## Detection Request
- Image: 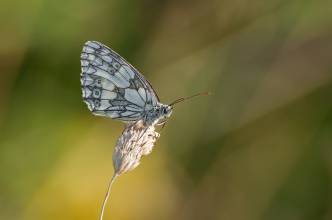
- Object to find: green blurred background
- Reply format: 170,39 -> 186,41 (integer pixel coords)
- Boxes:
1,0 -> 332,219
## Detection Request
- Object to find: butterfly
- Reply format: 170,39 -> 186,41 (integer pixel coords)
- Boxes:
80,41 -> 173,126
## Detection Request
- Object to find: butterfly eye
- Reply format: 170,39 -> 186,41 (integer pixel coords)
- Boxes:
163,108 -> 168,114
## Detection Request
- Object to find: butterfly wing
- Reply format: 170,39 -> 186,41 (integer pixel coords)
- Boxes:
80,41 -> 159,122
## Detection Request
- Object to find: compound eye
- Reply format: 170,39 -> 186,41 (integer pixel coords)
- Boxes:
163,108 -> 168,114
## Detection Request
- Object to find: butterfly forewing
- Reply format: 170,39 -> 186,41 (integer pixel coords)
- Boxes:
80,41 -> 159,122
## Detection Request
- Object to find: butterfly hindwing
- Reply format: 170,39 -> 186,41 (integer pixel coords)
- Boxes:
80,41 -> 159,122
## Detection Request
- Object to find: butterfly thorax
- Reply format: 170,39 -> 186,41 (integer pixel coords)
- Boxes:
143,103 -> 172,126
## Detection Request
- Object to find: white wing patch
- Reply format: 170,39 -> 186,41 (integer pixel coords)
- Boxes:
101,90 -> 117,99
138,87 -> 146,102
113,72 -> 130,88
124,88 -> 145,107
93,69 -> 113,83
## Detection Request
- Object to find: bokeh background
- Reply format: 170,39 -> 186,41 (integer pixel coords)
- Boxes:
1,0 -> 332,219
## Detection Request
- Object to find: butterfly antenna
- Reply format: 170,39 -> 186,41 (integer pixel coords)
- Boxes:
169,91 -> 212,106
100,173 -> 118,220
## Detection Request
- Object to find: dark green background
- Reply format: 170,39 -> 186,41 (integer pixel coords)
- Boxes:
1,0 -> 332,219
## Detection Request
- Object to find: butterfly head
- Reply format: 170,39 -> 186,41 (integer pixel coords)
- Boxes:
154,103 -> 172,120
147,103 -> 172,126
159,104 -> 173,119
